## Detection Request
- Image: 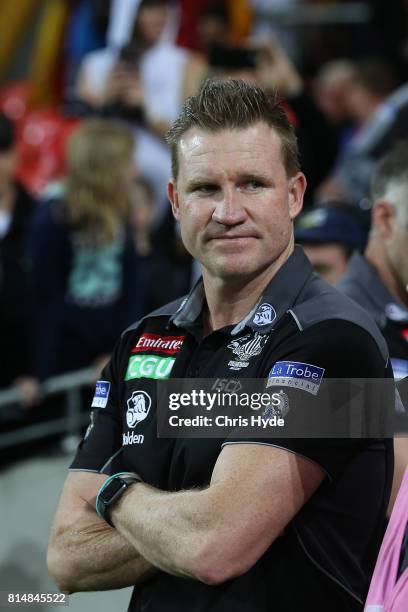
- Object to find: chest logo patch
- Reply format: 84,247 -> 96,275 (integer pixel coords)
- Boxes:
267,361 -> 325,395
385,303 -> 408,323
391,358 -> 408,381
126,390 -> 152,428
131,333 -> 185,355
91,380 -> 110,408
125,355 -> 175,380
227,332 -> 269,371
262,390 -> 290,421
252,303 -> 277,326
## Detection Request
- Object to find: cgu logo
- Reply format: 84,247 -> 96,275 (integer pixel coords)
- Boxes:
125,354 -> 175,381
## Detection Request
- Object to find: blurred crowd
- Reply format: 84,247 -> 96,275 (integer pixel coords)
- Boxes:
1,0 -> 408,445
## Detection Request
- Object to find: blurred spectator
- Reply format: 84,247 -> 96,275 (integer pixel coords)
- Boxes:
249,0 -> 300,62
295,202 -> 368,284
337,141 -> 408,380
314,60 -> 358,129
345,59 -> 398,127
0,113 -> 38,389
76,0 -> 207,224
177,0 -> 251,50
129,176 -> 193,310
64,0 -> 109,91
208,38 -> 338,202
336,142 -> 408,510
318,60 -> 405,205
16,119 -> 147,407
77,0 -> 207,134
195,4 -> 232,56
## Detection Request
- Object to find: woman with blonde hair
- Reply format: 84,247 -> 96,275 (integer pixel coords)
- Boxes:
18,119 -> 147,406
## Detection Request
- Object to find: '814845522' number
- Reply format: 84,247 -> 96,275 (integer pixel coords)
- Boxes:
6,593 -> 68,605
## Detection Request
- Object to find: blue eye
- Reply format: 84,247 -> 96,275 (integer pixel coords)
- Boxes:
246,181 -> 262,190
197,185 -> 217,194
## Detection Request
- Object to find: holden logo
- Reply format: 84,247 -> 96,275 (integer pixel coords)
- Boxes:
126,390 -> 152,428
253,303 -> 276,326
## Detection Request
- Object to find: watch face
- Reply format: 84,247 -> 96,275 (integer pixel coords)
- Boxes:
101,478 -> 126,504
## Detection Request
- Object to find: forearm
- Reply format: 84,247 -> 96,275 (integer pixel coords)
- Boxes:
48,505 -> 157,592
111,483 -> 213,581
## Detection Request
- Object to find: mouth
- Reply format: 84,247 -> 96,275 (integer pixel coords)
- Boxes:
208,235 -> 258,242
208,236 -> 258,249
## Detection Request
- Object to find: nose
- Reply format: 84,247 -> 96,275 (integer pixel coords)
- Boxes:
212,186 -> 247,226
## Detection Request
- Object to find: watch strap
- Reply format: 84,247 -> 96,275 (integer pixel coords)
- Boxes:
96,472 -> 142,526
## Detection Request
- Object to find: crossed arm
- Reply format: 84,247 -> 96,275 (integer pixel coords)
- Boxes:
47,444 -> 324,592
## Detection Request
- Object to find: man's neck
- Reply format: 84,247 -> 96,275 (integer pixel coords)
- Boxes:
202,245 -> 293,333
365,244 -> 408,308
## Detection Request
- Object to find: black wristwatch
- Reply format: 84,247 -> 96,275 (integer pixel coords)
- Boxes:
96,473 -> 141,527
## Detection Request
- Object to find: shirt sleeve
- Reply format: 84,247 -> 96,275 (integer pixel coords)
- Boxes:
69,339 -> 124,474
223,320 -> 393,480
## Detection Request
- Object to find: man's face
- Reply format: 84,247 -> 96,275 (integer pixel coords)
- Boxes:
386,217 -> 408,297
301,243 -> 349,284
168,123 -> 306,282
137,5 -> 167,45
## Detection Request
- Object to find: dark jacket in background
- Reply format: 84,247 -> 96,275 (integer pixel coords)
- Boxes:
27,199 -> 148,381
0,182 -> 38,387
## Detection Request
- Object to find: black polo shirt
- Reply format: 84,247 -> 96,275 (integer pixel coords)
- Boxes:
337,252 -> 408,431
71,248 -> 393,611
337,252 -> 408,382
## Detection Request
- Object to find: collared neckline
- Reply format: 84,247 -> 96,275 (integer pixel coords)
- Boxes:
347,252 -> 408,323
236,246 -> 314,334
170,247 -> 314,335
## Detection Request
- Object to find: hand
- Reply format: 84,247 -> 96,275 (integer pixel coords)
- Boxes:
101,64 -> 131,104
254,40 -> 303,97
121,75 -> 145,109
14,376 -> 43,409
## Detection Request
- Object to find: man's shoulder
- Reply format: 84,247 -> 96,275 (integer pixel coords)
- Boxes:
292,275 -> 388,362
336,264 -> 371,303
121,296 -> 188,339
336,256 -> 384,323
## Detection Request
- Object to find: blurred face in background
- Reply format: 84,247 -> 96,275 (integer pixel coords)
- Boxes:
386,208 -> 408,299
196,14 -> 230,53
301,243 -> 349,284
314,62 -> 357,125
137,3 -> 167,46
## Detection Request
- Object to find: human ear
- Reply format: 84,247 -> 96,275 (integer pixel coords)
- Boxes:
372,201 -> 395,238
167,179 -> 180,221
288,172 -> 307,220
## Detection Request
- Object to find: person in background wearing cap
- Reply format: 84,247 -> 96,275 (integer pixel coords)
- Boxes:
295,201 -> 368,284
336,142 -> 408,511
0,113 -> 38,391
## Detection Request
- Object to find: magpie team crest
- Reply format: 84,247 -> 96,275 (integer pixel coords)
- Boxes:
227,332 -> 269,371
126,390 -> 152,428
252,303 -> 276,326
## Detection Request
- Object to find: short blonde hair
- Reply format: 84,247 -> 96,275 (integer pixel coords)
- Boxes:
66,119 -> 134,243
166,79 -> 300,179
